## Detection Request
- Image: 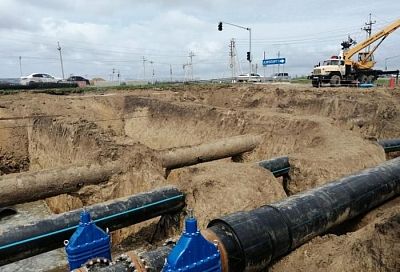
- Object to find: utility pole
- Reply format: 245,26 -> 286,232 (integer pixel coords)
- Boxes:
170,64 -> 173,82
229,39 -> 237,82
149,61 -> 155,84
362,13 -> 376,52
249,27 -> 252,79
233,41 -> 242,75
142,56 -> 147,82
263,51 -> 266,81
19,56 -> 22,76
57,41 -> 65,79
112,68 -> 115,81
189,51 -> 195,81
277,51 -> 280,74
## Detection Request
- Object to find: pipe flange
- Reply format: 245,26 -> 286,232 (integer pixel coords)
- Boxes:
113,254 -> 136,271
84,258 -> 111,271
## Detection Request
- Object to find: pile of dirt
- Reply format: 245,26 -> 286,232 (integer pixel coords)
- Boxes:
166,161 -> 287,228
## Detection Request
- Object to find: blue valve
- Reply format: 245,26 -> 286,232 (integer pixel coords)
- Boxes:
65,210 -> 111,270
163,210 -> 221,271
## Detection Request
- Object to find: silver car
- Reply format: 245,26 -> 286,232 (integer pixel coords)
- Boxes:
20,73 -> 62,86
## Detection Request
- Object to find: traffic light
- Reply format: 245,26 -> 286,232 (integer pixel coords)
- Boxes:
218,22 -> 223,31
247,51 -> 251,61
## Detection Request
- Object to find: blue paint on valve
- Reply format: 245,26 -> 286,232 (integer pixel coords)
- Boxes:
163,210 -> 221,272
65,210 -> 111,270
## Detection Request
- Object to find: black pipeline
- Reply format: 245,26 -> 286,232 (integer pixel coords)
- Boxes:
0,186 -> 185,266
378,138 -> 400,153
257,156 -> 290,177
207,157 -> 400,271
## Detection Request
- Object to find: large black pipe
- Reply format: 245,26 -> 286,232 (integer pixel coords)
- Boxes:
207,157 -> 400,271
378,138 -> 400,153
0,186 -> 185,266
257,156 -> 290,177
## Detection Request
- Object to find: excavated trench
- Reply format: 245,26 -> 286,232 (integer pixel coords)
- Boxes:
0,85 -> 399,272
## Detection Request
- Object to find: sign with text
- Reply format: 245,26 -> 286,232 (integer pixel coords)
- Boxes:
262,58 -> 286,66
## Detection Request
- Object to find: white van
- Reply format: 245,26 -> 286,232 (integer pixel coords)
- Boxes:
272,73 -> 291,81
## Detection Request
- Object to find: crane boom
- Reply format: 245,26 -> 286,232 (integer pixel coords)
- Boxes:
344,19 -> 400,68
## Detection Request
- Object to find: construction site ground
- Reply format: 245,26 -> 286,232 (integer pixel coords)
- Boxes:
0,83 -> 399,271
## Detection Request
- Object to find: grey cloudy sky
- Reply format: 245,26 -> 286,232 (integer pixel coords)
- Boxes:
0,0 -> 399,80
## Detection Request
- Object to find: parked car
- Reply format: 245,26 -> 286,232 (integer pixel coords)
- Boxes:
66,76 -> 90,85
237,73 -> 262,82
20,73 -> 62,86
272,72 -> 291,81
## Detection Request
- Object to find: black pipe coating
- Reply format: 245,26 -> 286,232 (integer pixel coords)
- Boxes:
0,186 -> 185,266
257,156 -> 290,177
138,245 -> 173,271
208,157 -> 400,271
377,139 -> 400,153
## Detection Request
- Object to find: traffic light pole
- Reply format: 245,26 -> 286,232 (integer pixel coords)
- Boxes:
218,21 -> 252,82
249,28 -> 252,81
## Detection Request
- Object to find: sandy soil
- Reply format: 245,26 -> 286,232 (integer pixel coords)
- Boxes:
0,83 -> 399,271
167,161 -> 287,228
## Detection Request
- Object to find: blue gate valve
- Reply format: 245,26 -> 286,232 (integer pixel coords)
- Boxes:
163,209 -> 221,271
65,210 -> 111,270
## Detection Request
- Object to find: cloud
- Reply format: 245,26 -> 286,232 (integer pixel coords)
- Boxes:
0,1 -> 398,78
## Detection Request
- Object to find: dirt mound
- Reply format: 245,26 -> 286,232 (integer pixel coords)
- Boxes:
166,161 -> 287,228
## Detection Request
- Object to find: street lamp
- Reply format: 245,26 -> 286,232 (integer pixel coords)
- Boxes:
218,21 -> 252,82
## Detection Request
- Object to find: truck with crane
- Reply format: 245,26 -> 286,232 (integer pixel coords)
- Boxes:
311,18 -> 400,87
